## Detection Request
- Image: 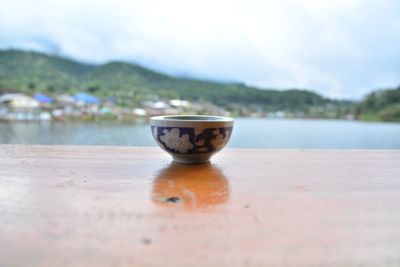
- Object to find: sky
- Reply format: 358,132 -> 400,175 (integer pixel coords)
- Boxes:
0,0 -> 399,99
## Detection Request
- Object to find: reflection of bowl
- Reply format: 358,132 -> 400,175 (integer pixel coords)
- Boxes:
152,162 -> 229,210
150,115 -> 234,164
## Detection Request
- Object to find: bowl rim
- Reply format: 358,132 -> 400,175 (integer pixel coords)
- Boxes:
150,115 -> 234,123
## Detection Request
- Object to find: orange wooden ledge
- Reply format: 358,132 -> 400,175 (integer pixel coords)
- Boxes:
0,145 -> 399,267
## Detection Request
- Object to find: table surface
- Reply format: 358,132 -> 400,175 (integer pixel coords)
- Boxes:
1,145 -> 400,267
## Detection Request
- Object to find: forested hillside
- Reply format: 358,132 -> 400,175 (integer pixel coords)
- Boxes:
356,87 -> 400,122
0,49 -> 351,117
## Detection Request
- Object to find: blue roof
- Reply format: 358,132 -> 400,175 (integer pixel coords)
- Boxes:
34,93 -> 53,103
74,93 -> 100,104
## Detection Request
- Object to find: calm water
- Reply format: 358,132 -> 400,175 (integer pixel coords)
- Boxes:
1,118 -> 400,149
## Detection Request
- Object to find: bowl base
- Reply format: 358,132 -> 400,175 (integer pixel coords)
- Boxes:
172,153 -> 213,164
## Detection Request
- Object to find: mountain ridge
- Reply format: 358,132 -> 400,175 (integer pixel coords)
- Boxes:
0,49 -> 353,117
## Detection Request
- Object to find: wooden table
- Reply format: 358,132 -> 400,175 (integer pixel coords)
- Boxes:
1,145 -> 400,267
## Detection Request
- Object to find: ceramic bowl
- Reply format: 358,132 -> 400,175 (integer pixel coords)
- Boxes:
150,115 -> 234,164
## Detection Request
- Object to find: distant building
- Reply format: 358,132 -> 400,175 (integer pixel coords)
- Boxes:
34,93 -> 53,109
142,100 -> 178,116
74,93 -> 100,106
133,108 -> 147,116
0,93 -> 39,109
56,94 -> 76,106
0,93 -> 42,121
169,99 -> 191,108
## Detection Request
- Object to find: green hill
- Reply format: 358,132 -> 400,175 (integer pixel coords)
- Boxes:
356,87 -> 400,122
0,49 -> 351,116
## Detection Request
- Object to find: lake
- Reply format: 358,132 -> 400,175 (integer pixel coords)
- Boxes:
1,118 -> 400,149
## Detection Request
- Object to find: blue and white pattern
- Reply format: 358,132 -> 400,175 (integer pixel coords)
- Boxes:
152,126 -> 233,154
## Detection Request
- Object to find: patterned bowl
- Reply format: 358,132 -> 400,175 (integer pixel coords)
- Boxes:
150,115 -> 234,164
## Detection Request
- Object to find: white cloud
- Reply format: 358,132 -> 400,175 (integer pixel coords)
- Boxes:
0,0 -> 399,99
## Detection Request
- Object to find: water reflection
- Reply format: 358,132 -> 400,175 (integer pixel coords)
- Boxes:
152,162 -> 229,210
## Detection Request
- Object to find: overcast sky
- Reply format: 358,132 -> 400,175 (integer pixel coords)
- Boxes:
0,0 -> 399,99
